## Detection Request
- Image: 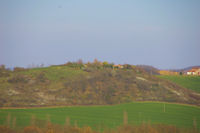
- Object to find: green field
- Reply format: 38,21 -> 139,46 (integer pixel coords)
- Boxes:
158,75 -> 200,93
18,65 -> 87,81
0,102 -> 199,129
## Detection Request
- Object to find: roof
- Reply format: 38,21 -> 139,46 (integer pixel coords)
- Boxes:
187,68 -> 200,72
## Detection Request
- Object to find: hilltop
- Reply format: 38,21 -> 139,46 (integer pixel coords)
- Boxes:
0,61 -> 200,107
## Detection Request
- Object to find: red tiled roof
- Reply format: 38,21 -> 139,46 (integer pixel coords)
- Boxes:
188,68 -> 200,72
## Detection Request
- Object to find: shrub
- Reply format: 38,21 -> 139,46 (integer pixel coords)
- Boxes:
7,74 -> 28,83
23,126 -> 42,133
13,67 -> 26,72
0,125 -> 13,133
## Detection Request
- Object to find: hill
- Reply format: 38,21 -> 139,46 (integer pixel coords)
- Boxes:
136,65 -> 160,75
158,75 -> 200,93
0,102 -> 200,129
0,62 -> 200,107
169,66 -> 200,73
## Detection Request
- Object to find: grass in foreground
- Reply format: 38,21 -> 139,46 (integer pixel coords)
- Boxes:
158,75 -> 200,93
0,102 -> 199,130
0,123 -> 199,133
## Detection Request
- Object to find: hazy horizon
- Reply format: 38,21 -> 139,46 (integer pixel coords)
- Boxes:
1,0 -> 200,69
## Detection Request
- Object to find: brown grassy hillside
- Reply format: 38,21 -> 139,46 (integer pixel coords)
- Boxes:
0,61 -> 200,107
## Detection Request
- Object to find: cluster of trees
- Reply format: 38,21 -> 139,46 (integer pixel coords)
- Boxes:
64,59 -> 134,70
0,65 -> 28,77
0,65 -> 11,77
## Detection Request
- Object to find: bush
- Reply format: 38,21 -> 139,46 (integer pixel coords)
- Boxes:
36,72 -> 47,83
13,67 -> 26,72
0,65 -> 10,77
0,125 -> 14,133
7,74 -> 28,83
136,80 -> 150,90
23,126 -> 42,133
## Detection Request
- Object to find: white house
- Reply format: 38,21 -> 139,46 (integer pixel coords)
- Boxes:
187,68 -> 200,75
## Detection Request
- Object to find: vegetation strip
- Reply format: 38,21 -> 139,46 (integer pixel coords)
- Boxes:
0,102 -> 200,130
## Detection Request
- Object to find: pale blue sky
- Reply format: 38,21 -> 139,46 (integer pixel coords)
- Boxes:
0,0 -> 200,69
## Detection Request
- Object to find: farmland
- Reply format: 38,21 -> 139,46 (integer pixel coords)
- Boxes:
0,102 -> 200,130
158,75 -> 200,93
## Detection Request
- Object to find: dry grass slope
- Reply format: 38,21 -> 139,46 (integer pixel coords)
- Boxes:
1,63 -> 200,107
0,123 -> 199,133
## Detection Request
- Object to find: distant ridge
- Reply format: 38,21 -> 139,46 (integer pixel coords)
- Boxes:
136,65 -> 160,75
169,66 -> 200,72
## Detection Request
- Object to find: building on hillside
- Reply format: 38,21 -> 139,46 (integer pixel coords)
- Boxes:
186,68 -> 200,75
113,64 -> 124,69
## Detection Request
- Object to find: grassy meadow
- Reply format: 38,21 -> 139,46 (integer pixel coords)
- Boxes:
158,75 -> 200,93
16,65 -> 87,81
0,102 -> 200,130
